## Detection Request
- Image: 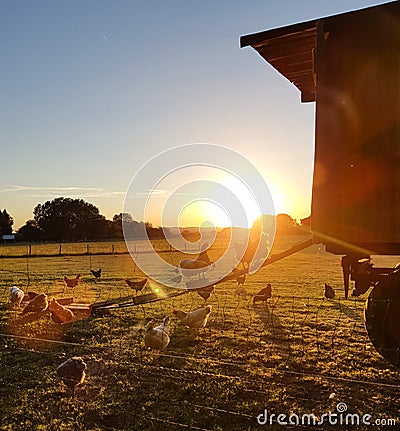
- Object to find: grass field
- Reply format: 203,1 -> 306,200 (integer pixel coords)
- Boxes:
1,236 -> 399,430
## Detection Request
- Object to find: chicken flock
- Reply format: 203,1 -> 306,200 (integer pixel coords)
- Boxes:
5,240 -> 339,398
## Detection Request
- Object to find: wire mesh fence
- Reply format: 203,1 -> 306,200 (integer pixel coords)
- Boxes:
1,247 -> 400,430
0,239 -> 212,258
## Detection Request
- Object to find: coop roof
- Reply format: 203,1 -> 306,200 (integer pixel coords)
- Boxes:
240,1 -> 400,103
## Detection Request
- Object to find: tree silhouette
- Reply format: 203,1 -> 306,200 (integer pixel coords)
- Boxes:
0,209 -> 13,236
16,220 -> 44,242
33,197 -> 107,241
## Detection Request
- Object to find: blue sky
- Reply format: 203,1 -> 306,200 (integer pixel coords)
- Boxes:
1,0 -> 391,229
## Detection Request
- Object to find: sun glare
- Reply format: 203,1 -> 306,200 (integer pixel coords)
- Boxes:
143,162 -> 308,229
179,200 -> 230,228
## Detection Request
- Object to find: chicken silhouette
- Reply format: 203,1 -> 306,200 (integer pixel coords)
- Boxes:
125,278 -> 147,293
178,243 -> 212,279
324,283 -> 335,299
232,268 -> 246,285
196,285 -> 214,301
90,268 -> 102,281
57,357 -> 87,397
252,284 -> 272,305
234,238 -> 257,269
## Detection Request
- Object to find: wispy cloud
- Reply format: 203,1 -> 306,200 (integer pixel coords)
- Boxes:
126,189 -> 197,198
0,185 -> 125,199
1,185 -> 192,200
132,189 -> 168,197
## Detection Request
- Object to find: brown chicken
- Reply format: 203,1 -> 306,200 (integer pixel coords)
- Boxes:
252,284 -> 272,305
22,293 -> 48,314
64,275 -> 81,289
25,291 -> 39,301
196,285 -> 214,301
125,278 -> 147,293
172,305 -> 212,328
49,298 -> 74,324
232,268 -> 247,285
57,357 -> 87,397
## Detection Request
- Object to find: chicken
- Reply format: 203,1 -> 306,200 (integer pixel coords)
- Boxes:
22,293 -> 48,314
178,243 -> 212,279
90,268 -> 102,281
196,285 -> 214,301
64,275 -> 81,289
144,316 -> 171,351
25,291 -> 39,301
232,268 -> 246,285
170,274 -> 183,284
234,238 -> 257,269
236,274 -> 246,285
324,283 -> 335,299
57,356 -> 87,397
236,286 -> 247,299
235,234 -> 269,271
9,286 -> 24,308
125,278 -> 147,293
49,298 -> 74,324
252,284 -> 272,305
172,305 -> 212,328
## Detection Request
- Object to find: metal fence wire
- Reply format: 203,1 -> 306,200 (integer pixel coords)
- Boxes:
1,251 -> 400,430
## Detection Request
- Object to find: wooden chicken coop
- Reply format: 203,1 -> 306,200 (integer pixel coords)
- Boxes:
241,1 -> 400,367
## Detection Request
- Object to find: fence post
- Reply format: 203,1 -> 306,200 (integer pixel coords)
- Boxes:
59,244 -> 62,255
26,255 -> 30,286
28,244 -> 32,256
87,244 -> 90,255
112,244 -> 115,254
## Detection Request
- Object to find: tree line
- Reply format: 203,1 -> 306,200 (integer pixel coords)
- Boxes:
1,197 -> 310,243
1,197 -> 166,242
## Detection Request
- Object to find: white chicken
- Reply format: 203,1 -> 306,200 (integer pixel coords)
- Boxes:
144,316 -> 171,351
172,305 -> 212,329
9,286 -> 24,308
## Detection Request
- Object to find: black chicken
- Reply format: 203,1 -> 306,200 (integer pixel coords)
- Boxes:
324,283 -> 335,299
57,356 -> 87,397
90,268 -> 102,281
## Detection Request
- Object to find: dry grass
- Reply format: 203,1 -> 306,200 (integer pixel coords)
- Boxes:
0,236 -> 399,430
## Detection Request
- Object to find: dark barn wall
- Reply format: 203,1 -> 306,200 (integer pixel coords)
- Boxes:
312,6 -> 400,254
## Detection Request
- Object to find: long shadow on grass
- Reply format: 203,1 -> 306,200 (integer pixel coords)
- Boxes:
251,301 -> 289,343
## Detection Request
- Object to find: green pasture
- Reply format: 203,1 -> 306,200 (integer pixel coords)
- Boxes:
0,237 -> 399,430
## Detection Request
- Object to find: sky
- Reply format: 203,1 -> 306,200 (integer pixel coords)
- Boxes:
1,0 -> 392,230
